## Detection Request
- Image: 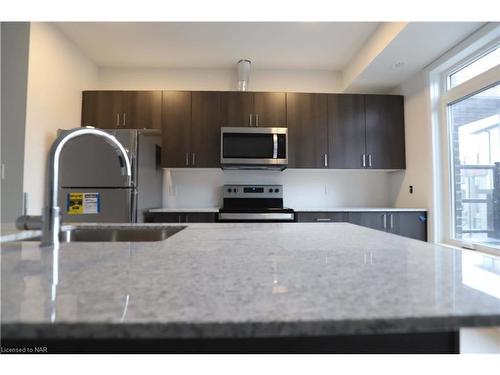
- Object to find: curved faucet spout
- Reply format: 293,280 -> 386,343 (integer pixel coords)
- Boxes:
41,127 -> 132,247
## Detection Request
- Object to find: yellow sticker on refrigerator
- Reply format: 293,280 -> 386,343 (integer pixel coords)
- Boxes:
67,192 -> 100,214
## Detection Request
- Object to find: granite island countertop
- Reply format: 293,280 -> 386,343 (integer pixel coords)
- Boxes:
1,223 -> 499,340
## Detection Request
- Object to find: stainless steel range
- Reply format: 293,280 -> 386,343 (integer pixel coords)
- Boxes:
218,184 -> 295,222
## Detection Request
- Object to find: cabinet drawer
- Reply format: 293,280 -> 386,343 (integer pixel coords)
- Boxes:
296,212 -> 347,223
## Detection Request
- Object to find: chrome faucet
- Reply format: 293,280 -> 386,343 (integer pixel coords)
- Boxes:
17,127 -> 132,247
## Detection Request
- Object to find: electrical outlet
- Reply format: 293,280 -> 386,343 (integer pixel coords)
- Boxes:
409,185 -> 414,194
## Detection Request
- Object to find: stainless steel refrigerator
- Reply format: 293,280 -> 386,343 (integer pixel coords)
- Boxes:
57,129 -> 162,223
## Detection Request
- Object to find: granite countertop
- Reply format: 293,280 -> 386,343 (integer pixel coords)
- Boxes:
148,208 -> 427,213
1,223 -> 499,340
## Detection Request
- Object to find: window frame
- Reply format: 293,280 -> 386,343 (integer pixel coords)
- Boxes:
439,41 -> 500,254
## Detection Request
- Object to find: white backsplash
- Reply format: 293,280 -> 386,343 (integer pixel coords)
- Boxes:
162,168 -> 399,209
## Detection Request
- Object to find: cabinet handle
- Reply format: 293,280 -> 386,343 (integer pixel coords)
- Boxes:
368,154 -> 372,167
324,154 -> 328,167
116,113 -> 120,127
382,214 -> 387,230
122,112 -> 126,127
185,152 -> 189,166
192,152 -> 196,166
255,114 -> 259,127
249,113 -> 253,127
362,154 -> 366,167
316,218 -> 332,222
390,214 -> 394,230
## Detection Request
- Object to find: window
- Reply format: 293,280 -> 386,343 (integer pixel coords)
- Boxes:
448,45 -> 500,89
444,44 -> 500,251
448,84 -> 500,248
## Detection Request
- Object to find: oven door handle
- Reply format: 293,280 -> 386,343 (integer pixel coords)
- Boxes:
272,134 -> 278,159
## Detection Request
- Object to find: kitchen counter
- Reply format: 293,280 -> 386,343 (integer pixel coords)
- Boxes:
2,222 -> 499,348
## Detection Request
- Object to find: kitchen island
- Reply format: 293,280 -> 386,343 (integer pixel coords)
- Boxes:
2,223 -> 499,353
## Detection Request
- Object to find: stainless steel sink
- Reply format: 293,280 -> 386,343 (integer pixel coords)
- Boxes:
25,227 -> 186,243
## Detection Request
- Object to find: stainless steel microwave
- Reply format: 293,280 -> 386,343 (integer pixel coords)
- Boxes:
220,127 -> 288,170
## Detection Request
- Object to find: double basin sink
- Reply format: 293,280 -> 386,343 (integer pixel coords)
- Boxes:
25,226 -> 186,243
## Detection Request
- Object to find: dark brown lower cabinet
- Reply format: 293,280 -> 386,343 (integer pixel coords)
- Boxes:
295,212 -> 347,223
145,212 -> 217,223
347,211 -> 427,241
387,212 -> 428,241
297,211 -> 427,241
347,212 -> 387,231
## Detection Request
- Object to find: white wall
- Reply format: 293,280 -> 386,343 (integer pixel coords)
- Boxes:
163,168 -> 398,209
98,67 -> 342,93
389,72 -> 434,239
23,23 -> 99,214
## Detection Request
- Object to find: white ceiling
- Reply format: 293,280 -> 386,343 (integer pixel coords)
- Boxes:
55,22 -> 486,92
55,22 -> 379,70
345,22 -> 485,92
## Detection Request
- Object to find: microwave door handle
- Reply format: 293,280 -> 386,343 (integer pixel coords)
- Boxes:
273,134 -> 278,159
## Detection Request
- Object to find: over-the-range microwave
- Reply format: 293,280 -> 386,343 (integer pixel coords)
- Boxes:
220,127 -> 288,170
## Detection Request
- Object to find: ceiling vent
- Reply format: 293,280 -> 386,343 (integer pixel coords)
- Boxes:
237,59 -> 251,91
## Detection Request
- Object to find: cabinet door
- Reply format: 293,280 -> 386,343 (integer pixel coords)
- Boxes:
388,212 -> 427,241
365,95 -> 406,169
128,91 -> 162,129
328,94 -> 366,169
220,92 -> 254,126
161,91 -> 192,168
347,212 -> 387,232
144,212 -> 183,223
184,213 -> 217,223
286,93 -> 328,168
296,212 -> 347,223
82,91 -> 130,129
191,91 -> 221,168
253,92 -> 287,126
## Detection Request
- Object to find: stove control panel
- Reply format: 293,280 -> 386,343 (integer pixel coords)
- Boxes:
223,185 -> 283,199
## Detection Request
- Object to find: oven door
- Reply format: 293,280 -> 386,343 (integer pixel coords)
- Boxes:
220,127 -> 287,169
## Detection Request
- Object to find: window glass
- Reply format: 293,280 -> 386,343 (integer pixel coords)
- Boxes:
449,83 -> 500,249
449,45 -> 499,89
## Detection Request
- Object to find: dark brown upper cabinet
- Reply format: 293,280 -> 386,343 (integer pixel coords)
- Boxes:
220,91 -> 286,127
253,92 -> 286,126
128,91 -> 162,129
365,95 -> 406,169
327,94 -> 405,170
81,90 -> 161,129
220,92 -> 253,126
161,91 -> 221,168
287,93 -> 328,168
191,91 -> 221,168
161,91 -> 191,168
82,91 -> 130,129
328,94 -> 366,169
